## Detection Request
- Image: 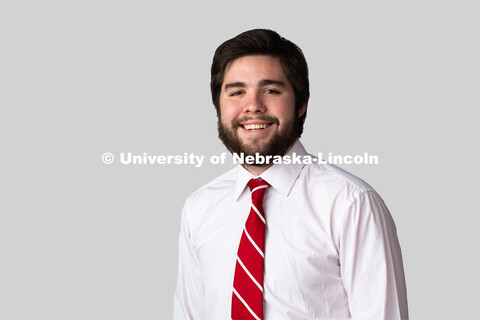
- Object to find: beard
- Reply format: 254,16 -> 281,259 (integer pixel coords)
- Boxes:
218,114 -> 300,167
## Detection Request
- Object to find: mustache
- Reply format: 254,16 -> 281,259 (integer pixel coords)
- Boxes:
232,115 -> 279,127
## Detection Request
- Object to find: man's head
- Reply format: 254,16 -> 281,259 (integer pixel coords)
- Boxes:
211,29 -> 310,162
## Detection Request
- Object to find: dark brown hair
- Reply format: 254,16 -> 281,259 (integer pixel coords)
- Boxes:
210,29 -> 310,137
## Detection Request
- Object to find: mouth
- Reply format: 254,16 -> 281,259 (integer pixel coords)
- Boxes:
241,122 -> 272,131
239,120 -> 273,132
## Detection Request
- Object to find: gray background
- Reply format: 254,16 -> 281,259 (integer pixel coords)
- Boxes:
1,0 -> 479,319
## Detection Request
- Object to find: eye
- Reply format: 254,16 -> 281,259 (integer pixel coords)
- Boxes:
264,89 -> 280,94
230,91 -> 244,97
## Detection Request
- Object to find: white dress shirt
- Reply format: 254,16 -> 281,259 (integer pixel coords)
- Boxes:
173,140 -> 408,319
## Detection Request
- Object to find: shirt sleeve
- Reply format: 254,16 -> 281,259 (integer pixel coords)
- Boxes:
173,199 -> 205,319
339,190 -> 408,319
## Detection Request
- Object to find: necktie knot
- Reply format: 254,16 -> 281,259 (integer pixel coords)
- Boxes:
247,179 -> 269,204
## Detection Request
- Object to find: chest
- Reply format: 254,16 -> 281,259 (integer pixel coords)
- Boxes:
195,190 -> 343,297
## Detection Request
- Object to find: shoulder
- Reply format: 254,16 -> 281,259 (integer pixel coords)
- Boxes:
305,162 -> 375,192
301,163 -> 393,241
187,166 -> 237,203
183,166 -> 237,220
299,162 -> 381,210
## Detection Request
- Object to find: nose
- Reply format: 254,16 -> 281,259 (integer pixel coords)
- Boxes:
243,92 -> 266,114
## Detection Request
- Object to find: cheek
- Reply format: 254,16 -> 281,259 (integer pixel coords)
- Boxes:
219,101 -> 241,122
272,102 -> 297,123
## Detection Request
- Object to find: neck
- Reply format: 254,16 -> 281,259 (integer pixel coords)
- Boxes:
243,163 -> 273,176
241,142 -> 297,176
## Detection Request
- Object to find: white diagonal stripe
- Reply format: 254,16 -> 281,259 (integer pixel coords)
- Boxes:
251,184 -> 268,194
237,256 -> 263,292
233,287 -> 261,320
251,204 -> 265,224
244,228 -> 264,258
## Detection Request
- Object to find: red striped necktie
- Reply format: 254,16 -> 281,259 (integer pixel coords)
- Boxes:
232,178 -> 270,320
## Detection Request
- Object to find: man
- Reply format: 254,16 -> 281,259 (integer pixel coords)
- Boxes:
173,29 -> 408,319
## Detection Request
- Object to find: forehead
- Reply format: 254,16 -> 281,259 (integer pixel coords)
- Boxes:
223,55 -> 288,84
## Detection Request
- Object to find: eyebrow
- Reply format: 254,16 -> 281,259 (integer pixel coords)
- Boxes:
259,79 -> 286,87
223,79 -> 286,90
224,82 -> 246,90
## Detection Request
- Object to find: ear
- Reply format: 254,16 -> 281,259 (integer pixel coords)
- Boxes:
297,104 -> 307,118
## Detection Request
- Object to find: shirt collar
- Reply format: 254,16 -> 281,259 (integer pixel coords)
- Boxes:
233,139 -> 307,200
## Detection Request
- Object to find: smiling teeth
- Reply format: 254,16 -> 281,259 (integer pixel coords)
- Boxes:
244,124 -> 269,131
